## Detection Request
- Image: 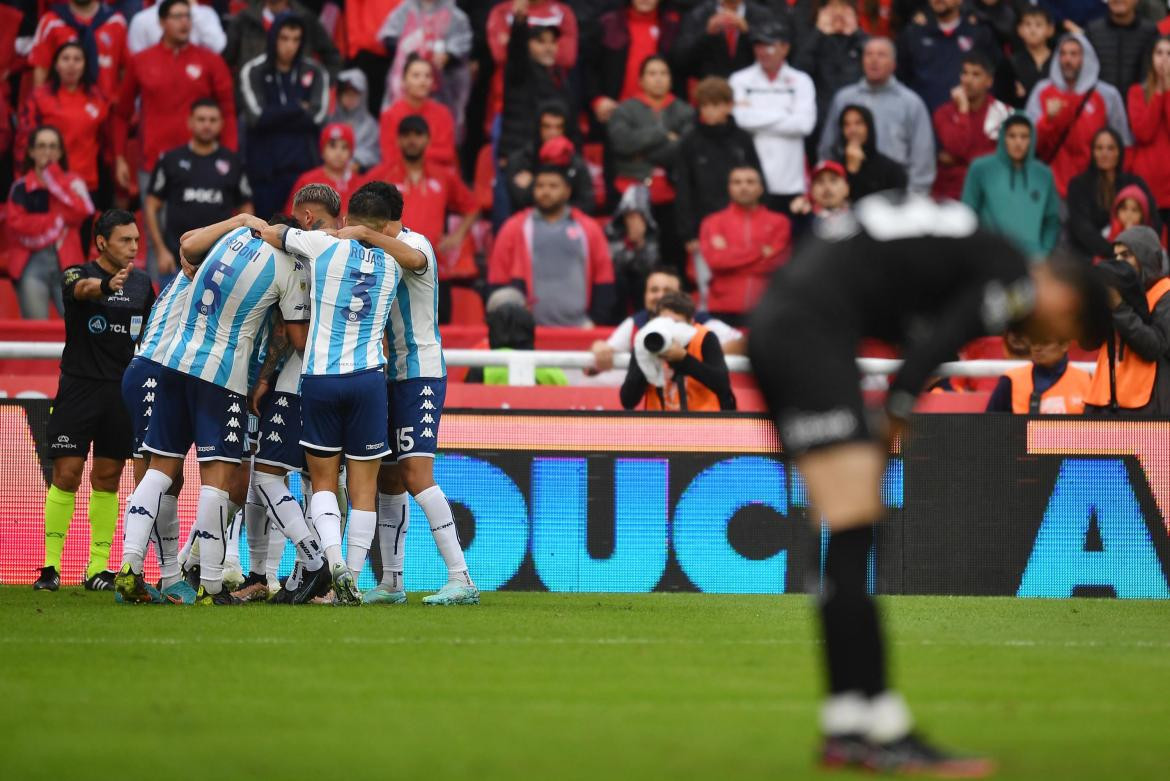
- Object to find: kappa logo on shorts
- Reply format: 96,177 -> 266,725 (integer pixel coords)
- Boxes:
227,418 -> 240,429
142,378 -> 157,389
267,431 -> 282,443
421,413 -> 434,424
271,414 -> 285,426
275,397 -> 290,408
421,428 -> 434,439
228,403 -> 242,414
226,432 -> 239,444
421,400 -> 435,410
143,392 -> 155,403
420,386 -> 434,397
144,407 -> 152,417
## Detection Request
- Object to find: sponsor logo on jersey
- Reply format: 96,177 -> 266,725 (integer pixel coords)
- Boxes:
182,188 -> 225,205
88,315 -> 107,334
57,435 -> 70,444
178,159 -> 191,170
366,442 -> 385,450
197,445 -> 215,452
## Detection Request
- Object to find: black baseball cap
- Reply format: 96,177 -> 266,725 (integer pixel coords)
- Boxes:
751,19 -> 790,45
397,114 -> 430,136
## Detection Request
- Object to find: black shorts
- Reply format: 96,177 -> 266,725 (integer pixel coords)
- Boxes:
48,374 -> 134,461
750,300 -> 872,457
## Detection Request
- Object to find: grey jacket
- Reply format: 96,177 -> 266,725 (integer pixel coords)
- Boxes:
328,69 -> 381,169
607,96 -> 696,184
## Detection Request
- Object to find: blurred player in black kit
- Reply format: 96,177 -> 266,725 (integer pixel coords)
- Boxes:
748,193 -> 1110,776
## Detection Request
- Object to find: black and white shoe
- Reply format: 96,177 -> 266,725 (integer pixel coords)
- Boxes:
866,732 -> 996,778
33,566 -> 60,591
818,734 -> 872,771
83,570 -> 116,591
289,563 -> 332,605
182,563 -> 201,590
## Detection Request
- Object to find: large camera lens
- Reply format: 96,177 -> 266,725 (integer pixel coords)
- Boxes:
642,331 -> 666,353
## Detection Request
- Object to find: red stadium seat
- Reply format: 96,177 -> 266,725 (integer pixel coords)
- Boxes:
0,280 -> 20,320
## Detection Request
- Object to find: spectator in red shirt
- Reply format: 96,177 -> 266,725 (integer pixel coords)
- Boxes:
286,123 -> 363,215
17,41 -> 111,202
486,0 -> 578,130
585,0 -> 682,126
366,114 -> 482,321
5,126 -> 94,319
489,166 -> 617,326
379,55 -> 457,171
1127,37 -> 1170,227
113,0 -> 237,201
699,165 -> 790,326
931,52 -> 1011,200
29,0 -> 127,100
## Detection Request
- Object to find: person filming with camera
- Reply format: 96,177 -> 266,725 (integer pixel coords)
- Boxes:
620,291 -> 736,412
1085,225 -> 1170,415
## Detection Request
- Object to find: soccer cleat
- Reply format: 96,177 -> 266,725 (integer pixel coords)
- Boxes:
362,584 -> 407,605
114,563 -> 156,604
230,572 -> 270,603
330,563 -> 362,606
422,581 -> 480,606
865,733 -> 996,778
182,563 -> 201,590
33,566 -> 60,591
194,585 -> 243,606
284,563 -> 332,605
818,734 -> 872,771
222,559 -> 245,591
161,580 -> 199,605
83,570 -> 116,591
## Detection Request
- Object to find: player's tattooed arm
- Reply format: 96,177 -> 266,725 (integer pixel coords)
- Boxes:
181,213 -> 267,264
336,225 -> 427,271
260,223 -> 291,252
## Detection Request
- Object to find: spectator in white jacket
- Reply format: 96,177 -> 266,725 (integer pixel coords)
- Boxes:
127,0 -> 225,54
730,19 -> 817,214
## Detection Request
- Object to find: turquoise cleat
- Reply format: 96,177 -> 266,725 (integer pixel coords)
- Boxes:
362,584 -> 407,605
422,582 -> 480,606
161,580 -> 199,605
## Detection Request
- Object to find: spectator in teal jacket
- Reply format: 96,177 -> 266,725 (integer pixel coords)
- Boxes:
961,113 -> 1061,257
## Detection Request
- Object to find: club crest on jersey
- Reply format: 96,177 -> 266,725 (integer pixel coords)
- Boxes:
216,159 -> 231,176
301,70 -> 314,88
130,315 -> 143,339
186,64 -> 203,80
85,102 -> 100,119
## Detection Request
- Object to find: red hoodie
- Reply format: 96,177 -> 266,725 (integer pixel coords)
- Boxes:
1107,184 -> 1153,244
1033,82 -> 1112,198
17,84 -> 111,191
931,97 -> 1007,200
1127,83 -> 1170,209
699,202 -> 791,315
114,42 -> 238,172
5,164 -> 94,279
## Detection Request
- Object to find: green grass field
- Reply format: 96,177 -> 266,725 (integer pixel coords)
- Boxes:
0,590 -> 1167,780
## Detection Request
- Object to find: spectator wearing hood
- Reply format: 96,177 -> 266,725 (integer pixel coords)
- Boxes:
961,114 -> 1061,256
699,165 -> 790,326
674,0 -> 779,81
932,51 -> 1012,200
829,103 -> 908,200
1066,127 -> 1160,261
1025,33 -> 1132,197
328,69 -> 381,170
505,102 -> 596,214
1085,225 -> 1170,414
674,76 -> 762,262
238,14 -> 330,220
607,184 -> 662,316
609,54 -> 695,269
379,55 -> 458,171
284,123 -> 362,213
896,0 -> 999,112
1127,37 -> 1170,226
378,0 -> 474,143
793,0 -> 867,148
1086,0 -> 1159,91
586,0 -> 683,126
819,37 -> 936,192
488,165 -> 617,327
225,0 -> 340,78
29,0 -> 127,100
1107,184 -> 1156,245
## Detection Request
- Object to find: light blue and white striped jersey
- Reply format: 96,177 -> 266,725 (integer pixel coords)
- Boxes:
386,227 -> 445,381
136,273 -> 191,364
158,226 -> 309,395
283,228 -> 401,376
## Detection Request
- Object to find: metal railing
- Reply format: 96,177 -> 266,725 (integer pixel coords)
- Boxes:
0,342 -> 1097,387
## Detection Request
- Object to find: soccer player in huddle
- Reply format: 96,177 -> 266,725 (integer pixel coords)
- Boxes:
115,212 -> 309,605
260,180 -> 428,604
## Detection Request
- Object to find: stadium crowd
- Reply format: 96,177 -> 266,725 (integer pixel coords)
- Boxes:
2,0 -> 1170,414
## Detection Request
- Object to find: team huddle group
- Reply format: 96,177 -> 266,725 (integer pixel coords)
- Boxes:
36,179 -> 479,607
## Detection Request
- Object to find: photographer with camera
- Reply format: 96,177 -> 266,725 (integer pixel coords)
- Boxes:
620,291 -> 736,412
1085,225 -> 1170,415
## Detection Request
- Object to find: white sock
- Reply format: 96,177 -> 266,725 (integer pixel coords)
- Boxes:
310,491 -> 343,569
377,492 -> 409,591
254,471 -> 323,569
266,522 -> 286,578
285,560 -> 304,590
157,494 -> 182,588
224,505 -> 242,568
178,522 -> 197,569
244,479 -> 268,577
415,485 -> 471,586
866,692 -> 913,744
345,509 -> 376,574
196,485 -> 232,594
820,692 -> 870,737
121,469 -> 173,573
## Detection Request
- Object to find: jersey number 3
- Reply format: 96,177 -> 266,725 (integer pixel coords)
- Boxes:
343,271 -> 375,323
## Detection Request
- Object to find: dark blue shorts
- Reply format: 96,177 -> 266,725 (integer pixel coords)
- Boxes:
142,367 -> 249,463
300,369 -> 389,460
121,357 -> 161,458
254,391 -> 305,472
385,376 -> 445,462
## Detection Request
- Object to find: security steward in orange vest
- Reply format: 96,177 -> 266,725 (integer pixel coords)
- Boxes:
1085,226 -> 1170,415
986,339 -> 1092,414
619,291 -> 737,412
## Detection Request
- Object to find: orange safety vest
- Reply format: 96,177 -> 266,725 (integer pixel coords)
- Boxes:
1085,277 -> 1170,408
1006,364 -> 1092,414
643,324 -> 722,412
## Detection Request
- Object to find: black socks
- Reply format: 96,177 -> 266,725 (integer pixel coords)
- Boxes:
819,525 -> 886,698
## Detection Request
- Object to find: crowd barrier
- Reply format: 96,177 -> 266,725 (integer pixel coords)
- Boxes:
2,402 -> 1166,598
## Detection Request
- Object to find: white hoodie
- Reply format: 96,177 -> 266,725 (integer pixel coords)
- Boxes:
730,61 -> 817,196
